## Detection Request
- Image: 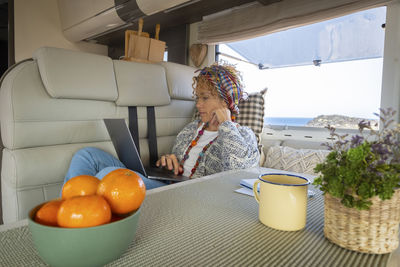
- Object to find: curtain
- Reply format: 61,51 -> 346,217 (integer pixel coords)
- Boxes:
197,0 -> 395,44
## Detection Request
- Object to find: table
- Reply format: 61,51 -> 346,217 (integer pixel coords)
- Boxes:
0,167 -> 399,266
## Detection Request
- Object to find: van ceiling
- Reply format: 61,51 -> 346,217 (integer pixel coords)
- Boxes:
93,0 -> 280,47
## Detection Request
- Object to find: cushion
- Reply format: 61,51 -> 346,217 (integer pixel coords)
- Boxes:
282,139 -> 329,150
263,146 -> 330,175
114,60 -> 171,106
33,47 -> 118,101
236,88 -> 267,143
159,62 -> 197,101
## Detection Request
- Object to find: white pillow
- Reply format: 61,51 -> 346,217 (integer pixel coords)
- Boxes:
263,146 -> 330,175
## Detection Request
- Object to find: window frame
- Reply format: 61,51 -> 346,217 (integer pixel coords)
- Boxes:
215,3 -> 399,134
381,2 -> 400,123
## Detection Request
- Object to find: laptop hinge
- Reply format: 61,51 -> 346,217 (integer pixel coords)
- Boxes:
147,106 -> 158,167
128,106 -> 140,155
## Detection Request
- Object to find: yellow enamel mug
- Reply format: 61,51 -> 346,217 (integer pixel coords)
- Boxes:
253,173 -> 310,231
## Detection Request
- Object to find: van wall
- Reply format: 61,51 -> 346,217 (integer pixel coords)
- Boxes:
14,0 -> 107,63
189,22 -> 215,68
13,0 -> 213,67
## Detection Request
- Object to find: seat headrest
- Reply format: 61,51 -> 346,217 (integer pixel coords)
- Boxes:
159,62 -> 196,101
33,47 -> 118,101
113,60 -> 171,106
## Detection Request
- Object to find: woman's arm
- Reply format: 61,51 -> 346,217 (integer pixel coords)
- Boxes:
153,120 -> 199,174
216,121 -> 260,170
171,120 -> 199,160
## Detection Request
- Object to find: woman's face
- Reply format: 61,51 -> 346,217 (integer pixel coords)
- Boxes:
195,84 -> 227,123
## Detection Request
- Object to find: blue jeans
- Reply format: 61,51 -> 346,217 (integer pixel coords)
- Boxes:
64,147 -> 167,190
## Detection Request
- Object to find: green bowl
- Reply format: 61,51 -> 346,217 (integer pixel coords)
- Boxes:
28,202 -> 140,267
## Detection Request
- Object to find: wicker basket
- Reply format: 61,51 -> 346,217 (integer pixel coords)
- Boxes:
324,189 -> 400,254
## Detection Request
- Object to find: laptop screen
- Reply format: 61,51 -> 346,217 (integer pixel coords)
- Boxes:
103,118 -> 148,177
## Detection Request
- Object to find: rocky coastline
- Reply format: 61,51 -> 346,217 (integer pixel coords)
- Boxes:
306,115 -> 378,129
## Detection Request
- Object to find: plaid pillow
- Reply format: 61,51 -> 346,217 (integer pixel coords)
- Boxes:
236,88 -> 267,142
192,88 -> 267,143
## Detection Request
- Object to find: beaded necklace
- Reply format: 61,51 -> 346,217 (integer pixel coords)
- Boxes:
179,123 -> 218,178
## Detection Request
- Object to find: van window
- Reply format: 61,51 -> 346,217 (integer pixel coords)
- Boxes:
217,7 -> 386,130
163,51 -> 168,61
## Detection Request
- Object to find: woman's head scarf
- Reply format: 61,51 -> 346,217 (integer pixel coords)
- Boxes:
195,63 -> 246,115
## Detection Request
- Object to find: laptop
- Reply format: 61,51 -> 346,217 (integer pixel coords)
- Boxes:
103,118 -> 190,182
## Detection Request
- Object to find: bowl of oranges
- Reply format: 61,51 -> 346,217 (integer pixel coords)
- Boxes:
28,169 -> 146,267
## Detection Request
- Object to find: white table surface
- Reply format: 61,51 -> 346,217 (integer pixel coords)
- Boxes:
0,167 -> 398,266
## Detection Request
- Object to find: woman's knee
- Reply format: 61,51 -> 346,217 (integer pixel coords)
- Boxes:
96,166 -> 124,180
74,147 -> 104,157
72,147 -> 111,164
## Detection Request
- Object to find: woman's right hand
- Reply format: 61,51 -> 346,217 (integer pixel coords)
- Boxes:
156,154 -> 182,175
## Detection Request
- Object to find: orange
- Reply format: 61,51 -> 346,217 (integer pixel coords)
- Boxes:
97,168 -> 146,214
57,195 -> 111,228
61,175 -> 100,200
35,199 -> 63,226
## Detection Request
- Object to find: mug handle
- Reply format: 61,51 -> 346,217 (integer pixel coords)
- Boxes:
253,180 -> 261,203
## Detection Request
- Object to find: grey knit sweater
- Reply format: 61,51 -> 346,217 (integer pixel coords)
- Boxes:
172,120 -> 260,178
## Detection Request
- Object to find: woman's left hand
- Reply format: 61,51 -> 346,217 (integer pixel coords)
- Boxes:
209,108 -> 231,128
155,154 -> 182,175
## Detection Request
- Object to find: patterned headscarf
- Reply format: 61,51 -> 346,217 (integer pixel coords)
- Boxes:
195,63 -> 246,115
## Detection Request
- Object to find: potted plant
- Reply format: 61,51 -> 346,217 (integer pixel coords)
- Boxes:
313,108 -> 400,254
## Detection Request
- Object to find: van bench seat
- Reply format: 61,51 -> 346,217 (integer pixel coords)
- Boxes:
0,47 -> 196,224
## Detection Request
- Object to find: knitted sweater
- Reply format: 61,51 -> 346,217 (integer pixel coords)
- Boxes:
172,120 -> 260,178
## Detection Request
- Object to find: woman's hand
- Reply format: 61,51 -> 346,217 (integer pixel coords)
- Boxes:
209,108 -> 231,129
156,154 -> 182,175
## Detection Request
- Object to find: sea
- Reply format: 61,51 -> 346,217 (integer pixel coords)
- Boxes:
264,117 -> 313,126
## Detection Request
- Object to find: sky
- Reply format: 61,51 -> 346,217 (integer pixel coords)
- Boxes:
219,45 -> 383,119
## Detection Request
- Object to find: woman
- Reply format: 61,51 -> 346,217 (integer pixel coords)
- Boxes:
63,63 -> 259,190
156,63 -> 259,178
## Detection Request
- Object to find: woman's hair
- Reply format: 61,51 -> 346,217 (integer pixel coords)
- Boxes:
192,76 -> 219,97
192,63 -> 246,115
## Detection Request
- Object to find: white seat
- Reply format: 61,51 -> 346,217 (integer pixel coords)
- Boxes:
0,47 -> 196,224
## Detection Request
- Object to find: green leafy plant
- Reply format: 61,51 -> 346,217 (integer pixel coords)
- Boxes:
313,108 -> 400,210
